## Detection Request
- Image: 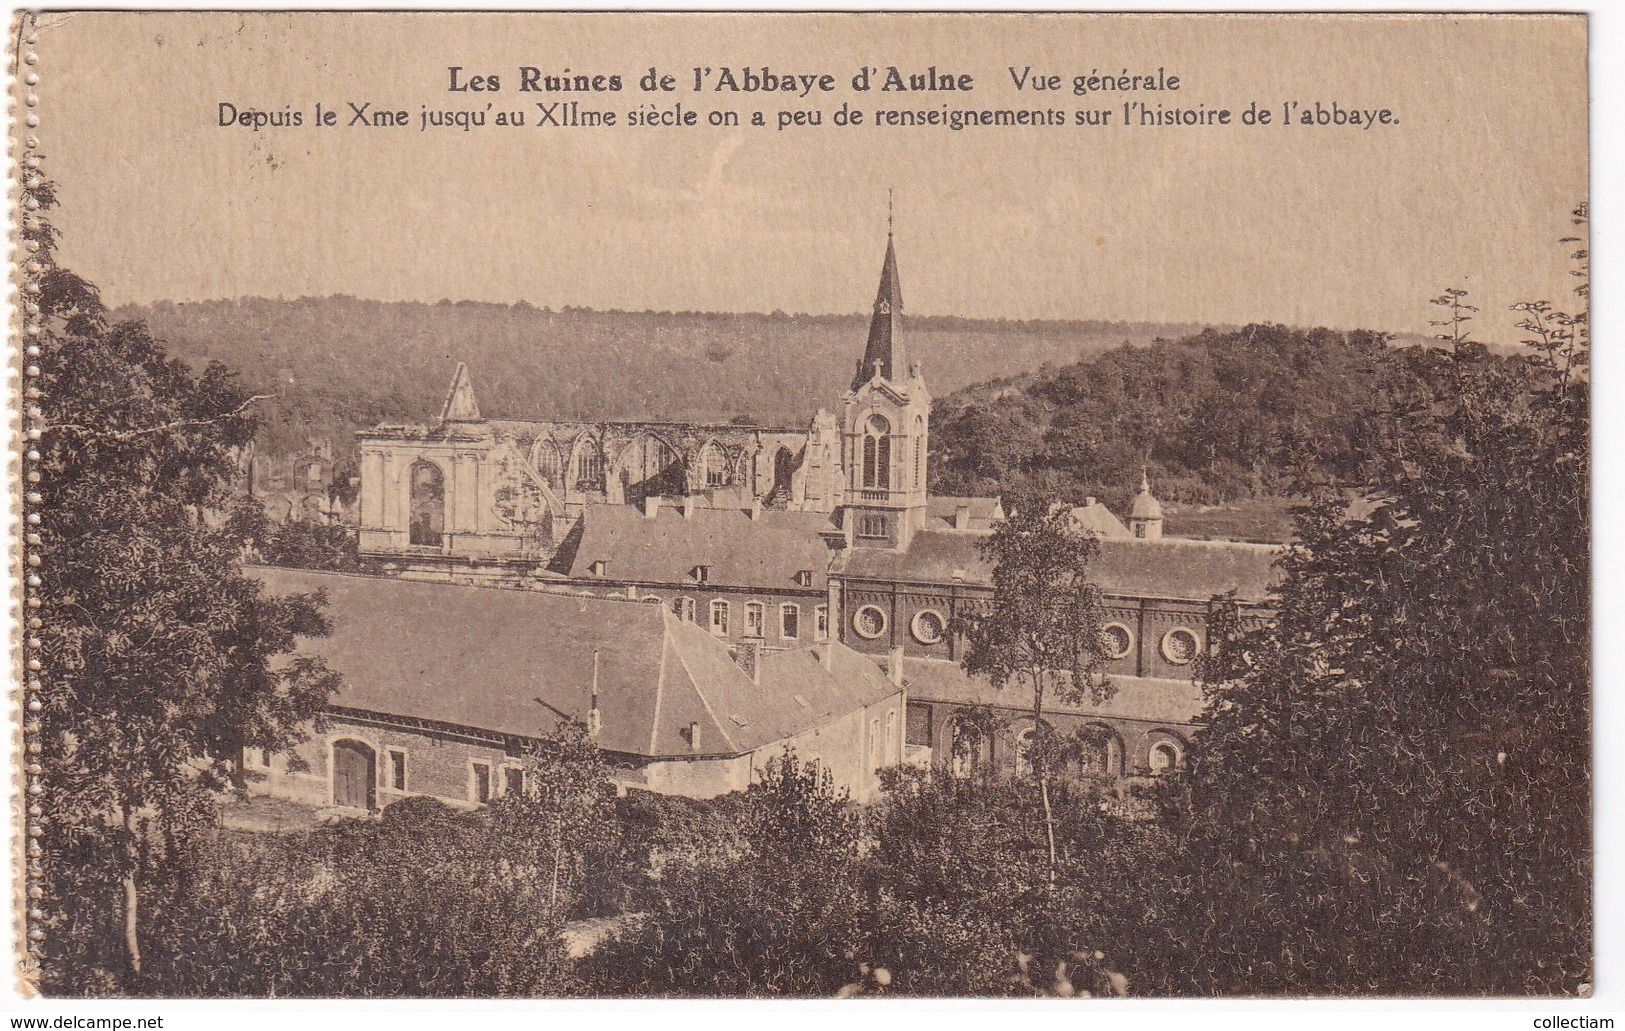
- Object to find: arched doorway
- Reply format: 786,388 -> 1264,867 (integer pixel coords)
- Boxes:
332,740 -> 377,809
408,460 -> 445,547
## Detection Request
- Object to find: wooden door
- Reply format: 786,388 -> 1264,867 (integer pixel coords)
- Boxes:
333,740 -> 376,809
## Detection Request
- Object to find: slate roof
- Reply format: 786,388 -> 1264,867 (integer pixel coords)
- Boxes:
842,531 -> 1282,603
925,496 -> 1005,532
898,656 -> 1207,727
1067,501 -> 1131,538
251,567 -> 897,760
558,503 -> 838,590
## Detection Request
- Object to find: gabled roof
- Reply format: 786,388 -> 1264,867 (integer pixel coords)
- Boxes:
1068,500 -> 1131,538
841,530 -> 1282,603
251,567 -> 894,760
898,656 -> 1206,727
557,503 -> 837,590
925,495 -> 1005,532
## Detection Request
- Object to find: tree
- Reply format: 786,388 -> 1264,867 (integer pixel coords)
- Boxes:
954,504 -> 1114,886
488,720 -> 619,918
1171,209 -> 1590,994
583,750 -> 864,996
29,174 -> 341,989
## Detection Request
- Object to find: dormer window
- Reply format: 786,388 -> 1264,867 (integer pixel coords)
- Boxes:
795,569 -> 815,588
691,564 -> 711,584
589,559 -> 609,577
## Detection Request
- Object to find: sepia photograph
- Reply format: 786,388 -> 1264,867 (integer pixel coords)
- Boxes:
7,8 -> 1596,1013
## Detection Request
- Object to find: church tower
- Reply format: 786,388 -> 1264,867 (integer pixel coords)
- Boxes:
841,225 -> 931,551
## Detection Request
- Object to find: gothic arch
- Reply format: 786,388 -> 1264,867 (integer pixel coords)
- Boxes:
696,439 -> 732,489
529,436 -> 564,488
612,431 -> 688,505
567,434 -> 606,493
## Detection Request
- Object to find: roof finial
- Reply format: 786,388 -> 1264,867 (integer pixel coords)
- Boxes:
887,188 -> 894,236
1140,465 -> 1151,493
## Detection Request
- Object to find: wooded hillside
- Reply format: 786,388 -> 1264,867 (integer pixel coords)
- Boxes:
929,323 -> 1433,510
117,296 -> 1204,456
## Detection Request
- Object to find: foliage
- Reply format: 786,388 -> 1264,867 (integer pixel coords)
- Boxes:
931,324 -> 1425,510
30,177 -> 343,989
227,497 -> 360,572
487,721 -> 621,919
1165,208 -> 1591,995
122,294 -> 1203,469
135,812 -> 580,997
953,504 -> 1115,881
583,751 -> 865,996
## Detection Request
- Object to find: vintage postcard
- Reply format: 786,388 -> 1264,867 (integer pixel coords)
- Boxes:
9,9 -> 1591,1011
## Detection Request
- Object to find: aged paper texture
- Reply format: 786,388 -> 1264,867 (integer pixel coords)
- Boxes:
10,9 -> 1591,1009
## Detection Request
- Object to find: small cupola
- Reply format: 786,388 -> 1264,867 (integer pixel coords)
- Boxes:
1128,470 -> 1164,540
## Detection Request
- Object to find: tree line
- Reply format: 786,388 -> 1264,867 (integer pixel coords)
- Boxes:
928,321 -> 1518,510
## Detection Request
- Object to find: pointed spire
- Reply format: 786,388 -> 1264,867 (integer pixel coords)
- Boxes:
852,224 -> 906,392
439,362 -> 483,424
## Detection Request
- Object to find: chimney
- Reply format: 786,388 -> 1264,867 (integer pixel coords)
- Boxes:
748,498 -> 763,521
734,640 -> 761,684
644,495 -> 662,519
888,645 -> 905,686
688,721 -> 703,753
682,495 -> 698,520
819,641 -> 834,671
954,504 -> 971,531
1084,496 -> 1097,507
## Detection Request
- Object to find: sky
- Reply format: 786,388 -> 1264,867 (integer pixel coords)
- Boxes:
36,12 -> 1588,339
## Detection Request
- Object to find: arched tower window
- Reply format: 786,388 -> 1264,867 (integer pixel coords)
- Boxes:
408,461 -> 445,547
862,414 -> 891,489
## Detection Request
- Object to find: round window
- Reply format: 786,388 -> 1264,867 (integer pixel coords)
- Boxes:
1161,628 -> 1200,665
911,609 -> 946,645
1101,622 -> 1133,660
853,605 -> 888,640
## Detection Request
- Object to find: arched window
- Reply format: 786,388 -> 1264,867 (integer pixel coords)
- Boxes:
744,601 -> 766,638
572,439 -> 605,491
815,604 -> 829,640
1149,740 -> 1182,774
699,441 -> 730,488
1013,727 -> 1038,779
1077,724 -> 1123,778
672,596 -> 696,623
780,603 -> 800,640
532,440 -> 563,487
861,414 -> 891,489
408,461 -> 445,547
